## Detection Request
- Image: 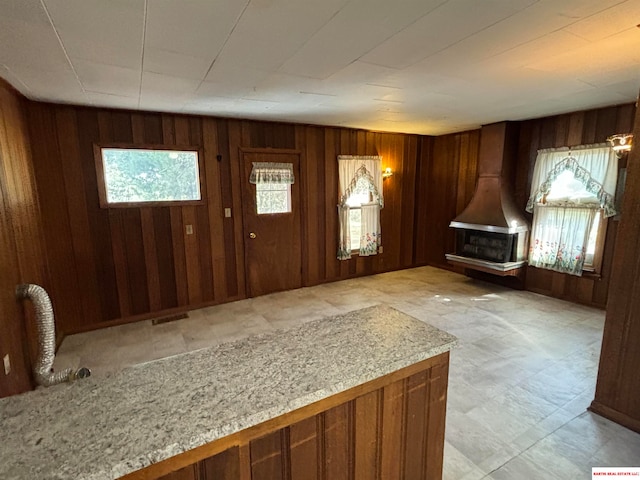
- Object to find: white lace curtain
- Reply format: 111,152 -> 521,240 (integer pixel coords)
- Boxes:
249,162 -> 295,184
337,155 -> 383,260
526,145 -> 617,216
526,144 -> 618,276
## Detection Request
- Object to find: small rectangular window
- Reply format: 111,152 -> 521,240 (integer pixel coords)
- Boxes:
256,183 -> 291,214
249,162 -> 294,215
95,145 -> 202,207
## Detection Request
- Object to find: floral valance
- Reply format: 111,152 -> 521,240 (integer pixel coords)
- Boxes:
525,144 -> 618,217
249,162 -> 294,185
337,155 -> 383,208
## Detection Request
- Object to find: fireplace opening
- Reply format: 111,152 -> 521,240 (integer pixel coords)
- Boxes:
456,229 -> 516,263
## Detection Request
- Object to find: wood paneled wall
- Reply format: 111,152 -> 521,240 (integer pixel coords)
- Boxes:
26,104 -> 422,334
591,99 -> 640,433
515,104 -> 636,307
0,80 -> 49,397
414,131 -> 480,269
20,99 -> 637,337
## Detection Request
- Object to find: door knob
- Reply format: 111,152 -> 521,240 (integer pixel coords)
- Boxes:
249,232 -> 257,239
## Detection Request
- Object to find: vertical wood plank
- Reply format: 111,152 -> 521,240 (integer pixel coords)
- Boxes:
323,402 -> 353,480
141,207 -> 162,311
55,107 -> 102,329
250,430 -> 287,480
354,390 -> 380,480
239,444 -> 252,480
132,113 -> 162,313
182,206 -> 202,305
303,128 -> 320,285
0,83 -> 48,395
153,207 -> 178,310
203,118 -> 227,300
424,359 -> 448,480
162,115 -> 188,307
76,108 -> 120,323
109,211 -> 132,317
227,120 -> 246,298
324,128 -> 339,280
175,117 -> 202,305
403,371 -> 428,479
122,208 -> 149,315
218,120 -> 240,298
200,446 -> 241,480
156,464 -> 199,480
28,104 -> 84,330
289,416 -> 319,480
380,379 -> 405,480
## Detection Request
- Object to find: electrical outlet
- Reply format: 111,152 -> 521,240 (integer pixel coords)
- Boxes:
185,224 -> 193,235
224,208 -> 232,218
3,354 -> 10,375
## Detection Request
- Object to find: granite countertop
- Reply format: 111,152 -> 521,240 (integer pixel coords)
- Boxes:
0,305 -> 457,480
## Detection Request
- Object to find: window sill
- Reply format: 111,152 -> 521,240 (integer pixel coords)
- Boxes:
581,269 -> 602,280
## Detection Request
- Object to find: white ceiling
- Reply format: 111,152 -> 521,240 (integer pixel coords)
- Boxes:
1,0 -> 639,135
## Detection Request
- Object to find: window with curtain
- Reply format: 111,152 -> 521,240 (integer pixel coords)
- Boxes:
526,144 -> 618,276
337,155 -> 383,260
249,162 -> 294,214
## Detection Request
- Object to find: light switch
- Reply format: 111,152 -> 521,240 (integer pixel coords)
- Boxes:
3,354 -> 10,375
224,208 -> 232,218
185,224 -> 193,235
378,246 -> 384,254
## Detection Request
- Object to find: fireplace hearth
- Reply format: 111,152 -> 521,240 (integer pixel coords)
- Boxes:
446,121 -> 529,277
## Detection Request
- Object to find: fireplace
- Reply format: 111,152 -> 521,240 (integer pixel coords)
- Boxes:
446,122 -> 529,277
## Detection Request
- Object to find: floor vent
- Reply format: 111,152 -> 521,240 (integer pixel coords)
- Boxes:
151,313 -> 188,326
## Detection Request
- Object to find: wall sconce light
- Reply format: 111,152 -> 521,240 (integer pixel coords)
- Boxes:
382,167 -> 394,179
607,133 -> 634,158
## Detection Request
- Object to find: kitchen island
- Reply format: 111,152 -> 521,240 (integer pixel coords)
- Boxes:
0,305 -> 457,480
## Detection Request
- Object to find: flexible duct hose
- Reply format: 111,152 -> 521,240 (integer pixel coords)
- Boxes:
16,284 -> 90,387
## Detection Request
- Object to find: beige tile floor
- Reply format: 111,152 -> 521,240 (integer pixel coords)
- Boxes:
55,266 -> 640,479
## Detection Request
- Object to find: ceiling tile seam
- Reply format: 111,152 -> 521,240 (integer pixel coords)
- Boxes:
197,0 -> 252,90
568,21 -> 640,44
482,0 -> 631,61
482,29 -> 590,64
39,0 -> 90,104
284,0 -> 452,80
138,0 -> 149,109
398,0 -> 549,69
0,64 -> 33,97
345,0 -> 452,68
270,0 -> 351,75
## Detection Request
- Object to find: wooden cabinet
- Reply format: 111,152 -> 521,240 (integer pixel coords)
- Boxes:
590,93 -> 640,433
123,352 -> 450,480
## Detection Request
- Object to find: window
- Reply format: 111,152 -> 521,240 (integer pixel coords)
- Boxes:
337,155 -> 383,260
256,183 -> 291,214
249,162 -> 294,215
95,145 -> 202,207
345,176 -> 373,251
526,145 -> 618,276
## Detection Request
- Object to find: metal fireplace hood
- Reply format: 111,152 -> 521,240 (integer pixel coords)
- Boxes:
449,121 -> 529,234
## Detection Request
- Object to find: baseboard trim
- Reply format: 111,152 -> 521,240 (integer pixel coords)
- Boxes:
589,400 -> 640,434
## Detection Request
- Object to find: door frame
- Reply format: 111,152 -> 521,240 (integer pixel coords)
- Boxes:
238,147 -> 304,297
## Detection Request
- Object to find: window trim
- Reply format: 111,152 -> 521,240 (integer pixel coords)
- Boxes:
255,181 -> 292,216
582,211 -> 608,274
94,143 -> 205,208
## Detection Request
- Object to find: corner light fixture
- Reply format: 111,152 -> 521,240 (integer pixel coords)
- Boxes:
382,167 -> 394,179
607,133 -> 633,158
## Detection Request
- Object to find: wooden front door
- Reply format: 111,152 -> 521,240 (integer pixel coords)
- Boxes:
240,149 -> 302,297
